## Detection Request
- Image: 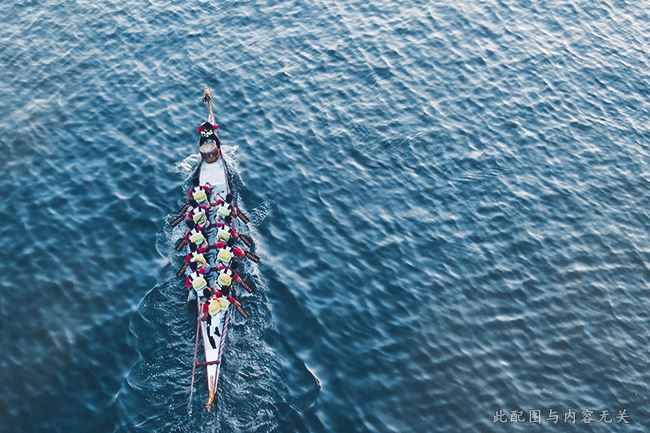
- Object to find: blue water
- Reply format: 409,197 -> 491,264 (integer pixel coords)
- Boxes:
1,0 -> 649,432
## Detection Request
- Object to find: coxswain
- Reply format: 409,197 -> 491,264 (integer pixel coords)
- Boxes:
198,120 -> 221,147
188,179 -> 213,204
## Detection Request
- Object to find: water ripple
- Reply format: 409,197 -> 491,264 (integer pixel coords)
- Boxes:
1,0 -> 649,432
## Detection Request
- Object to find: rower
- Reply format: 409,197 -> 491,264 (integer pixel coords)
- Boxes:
215,216 -> 239,242
209,273 -> 250,319
211,238 -> 245,266
214,261 -> 245,291
183,220 -> 209,248
184,242 -> 208,268
192,287 -> 214,304
188,178 -> 213,204
185,263 -> 210,297
186,260 -> 211,279
200,297 -> 219,338
213,193 -> 238,220
198,120 -> 221,147
212,289 -> 244,317
186,201 -> 211,227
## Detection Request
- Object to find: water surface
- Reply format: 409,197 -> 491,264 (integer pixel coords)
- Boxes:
1,0 -> 649,432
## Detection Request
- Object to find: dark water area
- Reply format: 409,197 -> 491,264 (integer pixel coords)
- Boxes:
1,0 -> 649,432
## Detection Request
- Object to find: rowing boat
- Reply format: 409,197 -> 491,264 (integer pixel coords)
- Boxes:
186,88 -> 236,410
196,162 -> 230,409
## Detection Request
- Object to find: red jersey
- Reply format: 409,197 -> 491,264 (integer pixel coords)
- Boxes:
214,242 -> 244,257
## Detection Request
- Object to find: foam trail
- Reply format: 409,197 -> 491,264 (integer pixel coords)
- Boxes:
249,198 -> 275,226
177,154 -> 201,175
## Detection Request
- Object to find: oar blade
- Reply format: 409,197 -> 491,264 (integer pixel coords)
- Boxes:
175,237 -> 188,251
244,250 -> 260,263
169,213 -> 186,228
237,211 -> 251,225
239,279 -> 255,294
176,261 -> 188,277
239,233 -> 253,248
235,303 -> 250,319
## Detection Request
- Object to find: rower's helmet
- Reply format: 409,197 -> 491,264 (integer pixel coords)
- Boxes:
230,261 -> 239,271
189,261 -> 198,271
224,215 -> 232,224
186,219 -> 196,229
189,242 -> 198,252
203,288 -> 212,298
202,121 -> 213,131
225,193 -> 233,203
188,198 -> 198,208
226,238 -> 235,247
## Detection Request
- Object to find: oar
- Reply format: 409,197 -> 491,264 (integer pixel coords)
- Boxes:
175,237 -> 189,251
177,201 -> 190,216
188,317 -> 202,410
238,233 -> 253,248
245,250 -> 260,263
237,211 -> 251,225
169,212 -> 186,228
238,278 -> 255,294
233,300 -> 250,318
215,192 -> 251,225
176,261 -> 189,277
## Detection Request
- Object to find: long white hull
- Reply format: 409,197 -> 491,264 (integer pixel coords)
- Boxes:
196,156 -> 232,408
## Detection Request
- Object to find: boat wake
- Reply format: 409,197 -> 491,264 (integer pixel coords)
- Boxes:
248,198 -> 275,226
118,90 -> 302,432
177,153 -> 201,174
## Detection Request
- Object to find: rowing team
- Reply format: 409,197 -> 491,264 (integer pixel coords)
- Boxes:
176,180 -> 256,324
